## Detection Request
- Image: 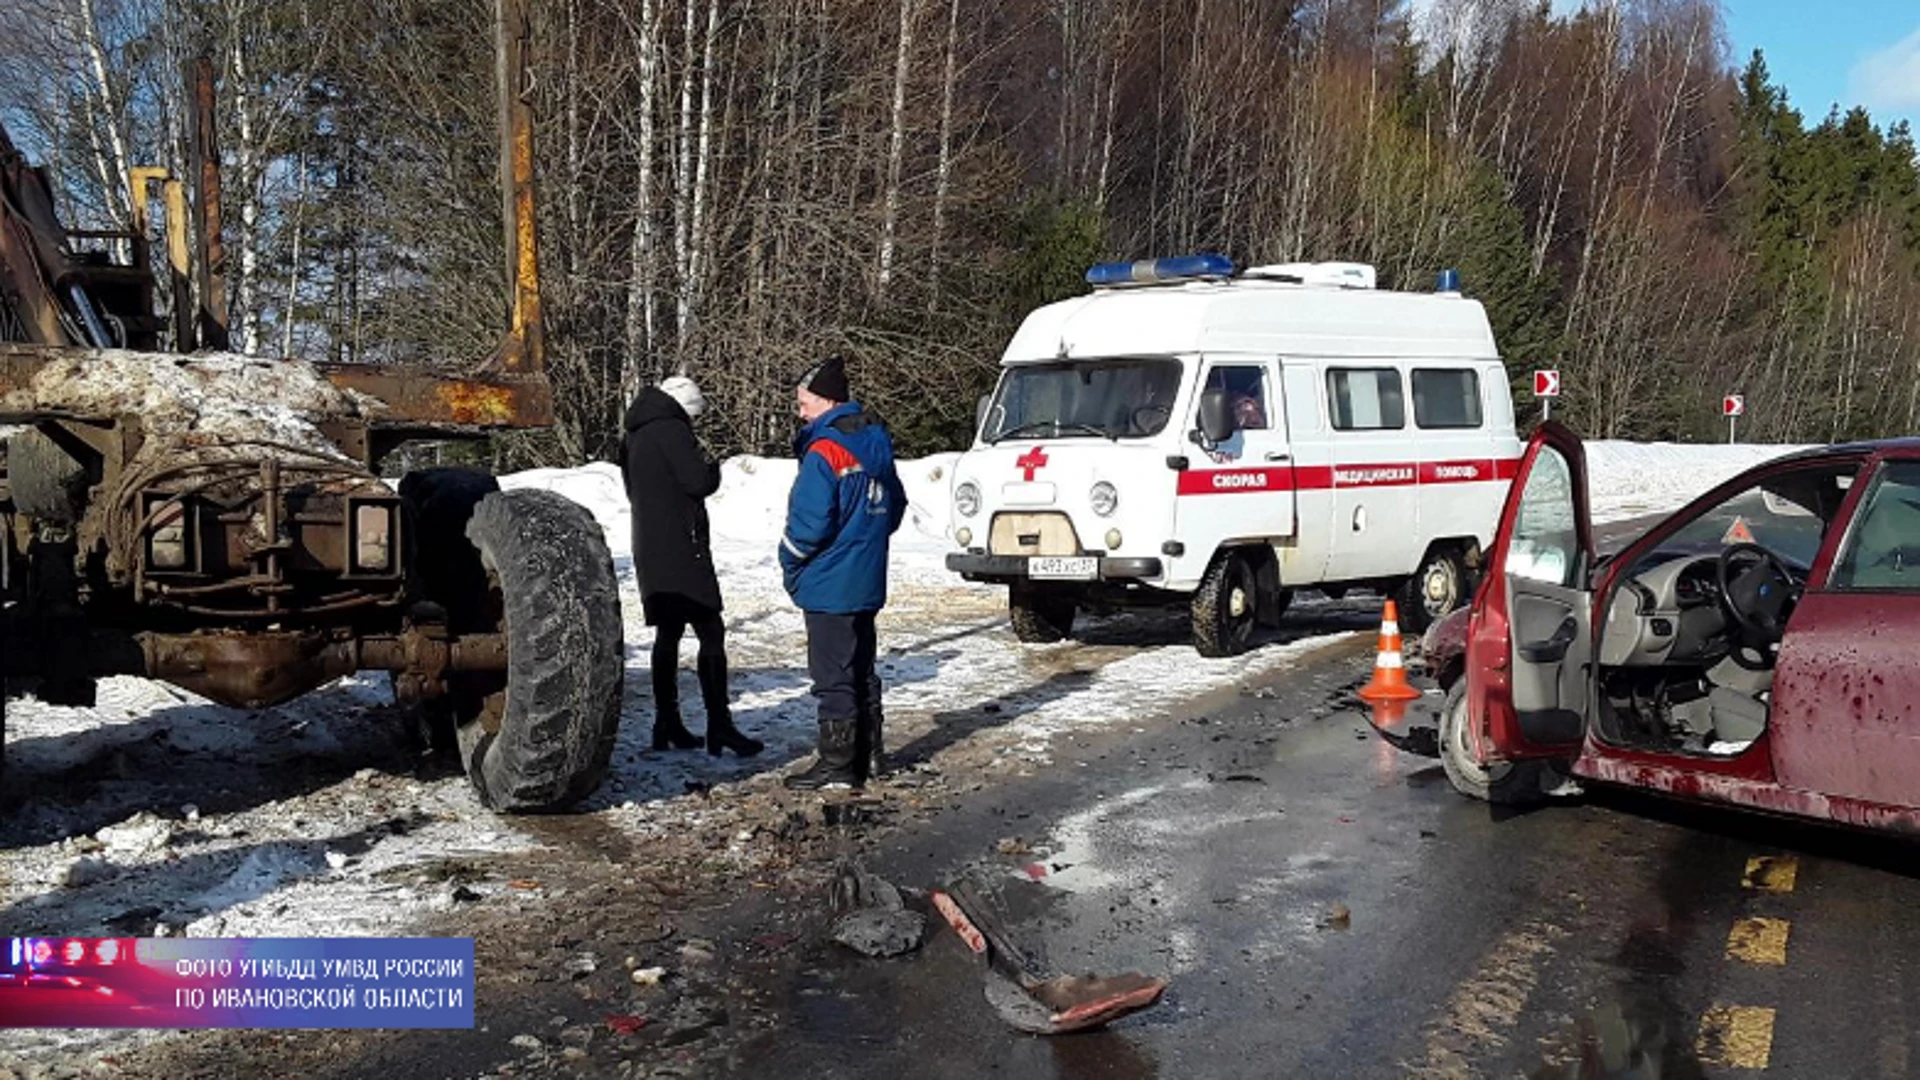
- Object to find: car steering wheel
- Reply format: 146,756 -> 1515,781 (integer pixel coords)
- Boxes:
1716,542 -> 1797,649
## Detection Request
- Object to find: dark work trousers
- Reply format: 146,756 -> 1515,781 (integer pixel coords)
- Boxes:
651,599 -> 730,722
804,611 -> 881,726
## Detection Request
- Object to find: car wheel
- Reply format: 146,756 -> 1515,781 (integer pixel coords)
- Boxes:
1437,681 -> 1552,806
1009,589 -> 1075,643
1192,550 -> 1258,657
1399,547 -> 1469,635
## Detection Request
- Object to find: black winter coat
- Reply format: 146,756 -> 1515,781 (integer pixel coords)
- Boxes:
621,386 -> 723,622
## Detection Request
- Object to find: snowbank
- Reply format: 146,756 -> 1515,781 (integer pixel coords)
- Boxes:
1586,440 -> 1811,521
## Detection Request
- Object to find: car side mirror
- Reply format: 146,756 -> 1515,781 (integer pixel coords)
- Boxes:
975,394 -> 991,434
1197,389 -> 1235,445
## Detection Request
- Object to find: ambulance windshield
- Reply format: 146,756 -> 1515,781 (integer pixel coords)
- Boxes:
984,358 -> 1183,443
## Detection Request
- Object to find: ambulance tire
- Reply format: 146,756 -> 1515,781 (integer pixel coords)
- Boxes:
1398,547 -> 1469,635
1437,682 -> 1552,806
1192,550 -> 1259,658
1010,589 -> 1075,643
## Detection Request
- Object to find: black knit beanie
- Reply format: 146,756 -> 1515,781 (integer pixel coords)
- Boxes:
797,355 -> 850,404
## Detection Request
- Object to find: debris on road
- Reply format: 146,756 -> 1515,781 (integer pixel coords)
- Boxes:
829,859 -> 926,958
604,1014 -> 649,1035
1324,903 -> 1352,930
833,909 -> 926,958
630,966 -> 668,986
932,871 -> 1167,1035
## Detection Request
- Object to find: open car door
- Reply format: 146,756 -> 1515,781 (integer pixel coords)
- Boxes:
1463,423 -> 1595,764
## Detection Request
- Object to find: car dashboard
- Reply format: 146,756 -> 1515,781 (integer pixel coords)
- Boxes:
1599,551 -> 1805,669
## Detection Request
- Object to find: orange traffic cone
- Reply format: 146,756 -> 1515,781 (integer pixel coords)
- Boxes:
1357,600 -> 1423,703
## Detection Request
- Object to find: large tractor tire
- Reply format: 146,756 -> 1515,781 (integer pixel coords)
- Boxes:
455,488 -> 624,812
398,468 -> 502,754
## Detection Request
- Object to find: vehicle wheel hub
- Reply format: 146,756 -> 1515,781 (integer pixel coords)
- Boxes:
1229,586 -> 1249,619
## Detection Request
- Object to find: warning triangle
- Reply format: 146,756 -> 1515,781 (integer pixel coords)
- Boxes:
1723,517 -> 1756,545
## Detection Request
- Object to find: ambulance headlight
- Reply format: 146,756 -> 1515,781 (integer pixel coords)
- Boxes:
955,482 -> 981,518
1089,482 -> 1118,517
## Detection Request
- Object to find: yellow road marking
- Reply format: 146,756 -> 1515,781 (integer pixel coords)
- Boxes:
1698,1005 -> 1776,1069
1726,917 -> 1791,966
1403,921 -> 1567,1079
1743,855 -> 1799,893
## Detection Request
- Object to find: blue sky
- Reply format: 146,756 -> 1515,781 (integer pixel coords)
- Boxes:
1722,2 -> 1918,133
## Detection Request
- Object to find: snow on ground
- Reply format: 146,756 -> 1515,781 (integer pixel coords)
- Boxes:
1586,439 -> 1809,521
0,436 -> 1805,1056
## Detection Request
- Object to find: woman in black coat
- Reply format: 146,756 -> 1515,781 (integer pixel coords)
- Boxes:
621,376 -> 763,757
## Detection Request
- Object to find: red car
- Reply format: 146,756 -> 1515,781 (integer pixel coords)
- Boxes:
1379,424 -> 1920,833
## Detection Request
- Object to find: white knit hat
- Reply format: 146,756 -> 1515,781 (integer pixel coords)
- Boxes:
659,375 -> 706,419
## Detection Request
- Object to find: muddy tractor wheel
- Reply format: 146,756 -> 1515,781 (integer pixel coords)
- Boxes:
1192,549 -> 1258,658
1398,546 -> 1469,635
456,488 -> 624,812
1009,587 -> 1076,643
398,467 -> 503,753
1437,681 -> 1555,806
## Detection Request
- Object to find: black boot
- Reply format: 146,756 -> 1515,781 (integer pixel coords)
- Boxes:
706,710 -> 764,758
651,713 -> 703,752
857,707 -> 886,783
784,719 -> 860,791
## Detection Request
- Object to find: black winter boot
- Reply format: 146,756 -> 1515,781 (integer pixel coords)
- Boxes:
784,719 -> 861,791
706,710 -> 765,758
651,713 -> 703,752
857,707 -> 886,783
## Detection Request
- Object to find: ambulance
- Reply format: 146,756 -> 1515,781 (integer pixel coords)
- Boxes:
944,254 -> 1524,656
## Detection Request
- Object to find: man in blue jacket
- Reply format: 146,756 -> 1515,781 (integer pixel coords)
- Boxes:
779,356 -> 908,791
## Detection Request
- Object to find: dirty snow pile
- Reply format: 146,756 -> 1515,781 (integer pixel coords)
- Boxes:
0,352 -> 372,457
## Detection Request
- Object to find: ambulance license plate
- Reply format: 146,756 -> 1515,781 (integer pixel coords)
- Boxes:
1029,556 -> 1097,581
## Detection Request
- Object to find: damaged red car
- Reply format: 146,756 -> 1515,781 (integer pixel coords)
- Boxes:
1377,423 -> 1920,833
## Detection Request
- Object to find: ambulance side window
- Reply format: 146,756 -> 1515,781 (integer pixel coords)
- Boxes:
1411,368 -> 1483,429
1327,368 -> 1405,431
1202,366 -> 1269,431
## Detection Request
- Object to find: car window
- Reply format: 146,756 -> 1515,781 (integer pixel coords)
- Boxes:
1202,366 -> 1270,431
1412,369 -> 1482,429
1831,463 -> 1920,591
1328,368 -> 1404,431
1633,464 -> 1854,575
1509,446 -> 1580,588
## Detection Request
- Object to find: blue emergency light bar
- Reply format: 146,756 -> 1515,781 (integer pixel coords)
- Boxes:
1436,268 -> 1461,292
1086,253 -> 1235,287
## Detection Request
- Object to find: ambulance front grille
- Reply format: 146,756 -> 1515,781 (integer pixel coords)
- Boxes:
989,512 -> 1083,557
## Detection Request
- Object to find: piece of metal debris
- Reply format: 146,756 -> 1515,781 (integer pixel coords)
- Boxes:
932,872 -> 1167,1035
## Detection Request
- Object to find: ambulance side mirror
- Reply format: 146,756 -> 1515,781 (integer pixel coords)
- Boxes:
976,394 -> 991,435
1196,389 -> 1235,445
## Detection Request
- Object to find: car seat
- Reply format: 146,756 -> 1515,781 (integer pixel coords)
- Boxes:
1705,654 -> 1771,746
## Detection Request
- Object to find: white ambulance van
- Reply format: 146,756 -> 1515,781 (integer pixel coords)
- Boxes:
944,255 -> 1523,656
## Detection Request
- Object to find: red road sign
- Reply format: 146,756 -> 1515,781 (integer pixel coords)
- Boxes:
1723,394 -> 1746,418
1533,370 -> 1561,398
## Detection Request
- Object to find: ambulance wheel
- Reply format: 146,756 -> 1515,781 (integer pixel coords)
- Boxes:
1010,589 -> 1075,643
1398,547 -> 1468,634
1193,550 -> 1258,658
1438,682 -> 1553,806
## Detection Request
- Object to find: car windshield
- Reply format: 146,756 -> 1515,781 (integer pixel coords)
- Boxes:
1640,465 -> 1855,570
983,358 -> 1183,443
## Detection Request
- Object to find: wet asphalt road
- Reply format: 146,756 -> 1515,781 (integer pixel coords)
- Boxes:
731,633 -> 1920,1080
